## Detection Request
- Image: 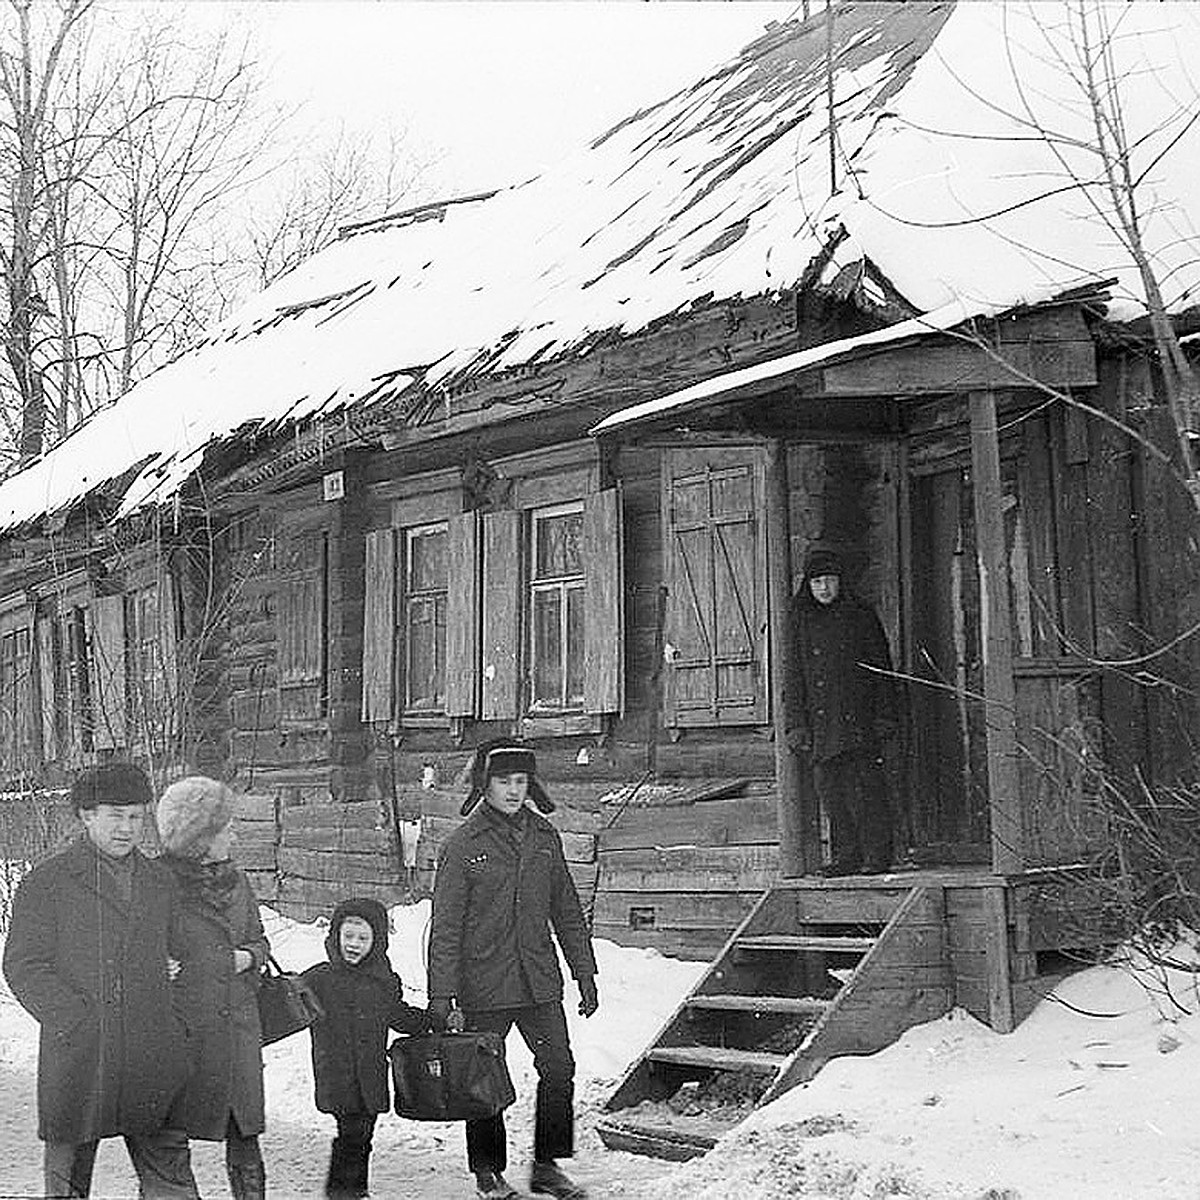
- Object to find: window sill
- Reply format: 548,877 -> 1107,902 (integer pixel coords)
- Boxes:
520,712 -> 605,738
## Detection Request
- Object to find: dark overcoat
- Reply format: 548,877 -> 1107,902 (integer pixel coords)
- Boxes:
166,860 -> 269,1140
2,836 -> 191,1144
301,898 -> 429,1115
428,804 -> 597,1012
787,585 -> 899,761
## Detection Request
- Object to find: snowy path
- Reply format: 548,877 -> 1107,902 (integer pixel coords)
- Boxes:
0,1051 -> 677,1200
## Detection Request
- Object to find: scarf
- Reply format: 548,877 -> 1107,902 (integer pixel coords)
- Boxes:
167,854 -> 241,915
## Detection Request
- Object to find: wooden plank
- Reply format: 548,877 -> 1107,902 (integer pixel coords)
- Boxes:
736,934 -> 875,953
90,593 -> 127,750
970,390 -> 1021,872
983,884 -> 1014,1033
444,511 -> 479,718
591,924 -> 728,960
278,847 -> 400,885
687,994 -> 829,1015
592,890 -> 759,933
599,795 -> 777,851
820,325 -> 1097,396
282,801 -> 386,831
232,793 -> 278,822
647,1046 -> 784,1073
598,844 -> 779,893
583,487 -> 623,714
480,509 -> 521,719
361,527 -> 396,723
1052,409 -> 1096,654
282,827 -> 394,854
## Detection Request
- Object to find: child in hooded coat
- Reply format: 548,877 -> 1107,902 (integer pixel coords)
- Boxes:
301,897 -> 430,1199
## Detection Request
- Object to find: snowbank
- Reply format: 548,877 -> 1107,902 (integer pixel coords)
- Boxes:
3,905 -> 1200,1198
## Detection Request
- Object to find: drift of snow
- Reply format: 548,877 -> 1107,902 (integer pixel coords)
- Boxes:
2,903 -> 1199,1198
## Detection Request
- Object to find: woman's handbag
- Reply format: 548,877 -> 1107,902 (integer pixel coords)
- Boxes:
389,1030 -> 516,1121
256,953 -> 324,1046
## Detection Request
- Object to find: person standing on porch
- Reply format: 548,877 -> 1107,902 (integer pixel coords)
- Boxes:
428,739 -> 599,1200
2,763 -> 198,1199
786,547 -> 900,875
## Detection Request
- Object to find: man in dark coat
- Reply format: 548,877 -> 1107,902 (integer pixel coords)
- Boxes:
3,763 -> 197,1198
301,896 -> 429,1199
429,740 -> 598,1200
787,547 -> 900,875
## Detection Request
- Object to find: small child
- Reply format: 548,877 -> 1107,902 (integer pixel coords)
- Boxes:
301,897 -> 430,1199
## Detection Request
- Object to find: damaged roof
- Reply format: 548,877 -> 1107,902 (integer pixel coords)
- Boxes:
2,0 -> 1199,528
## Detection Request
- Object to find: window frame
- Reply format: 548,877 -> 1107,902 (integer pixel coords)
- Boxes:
401,521 -> 450,717
525,500 -> 586,716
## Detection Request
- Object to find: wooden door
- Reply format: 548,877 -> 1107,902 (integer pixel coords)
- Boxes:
908,465 -> 989,858
662,446 -> 768,728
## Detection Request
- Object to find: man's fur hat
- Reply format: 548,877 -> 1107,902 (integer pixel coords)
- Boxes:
71,762 -> 153,813
803,546 -> 842,579
157,776 -> 235,859
461,738 -> 554,817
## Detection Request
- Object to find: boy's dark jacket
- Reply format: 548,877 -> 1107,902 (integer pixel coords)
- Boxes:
300,897 -> 429,1114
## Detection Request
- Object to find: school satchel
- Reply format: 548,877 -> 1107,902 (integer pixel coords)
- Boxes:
257,953 -> 324,1046
389,1030 -> 516,1121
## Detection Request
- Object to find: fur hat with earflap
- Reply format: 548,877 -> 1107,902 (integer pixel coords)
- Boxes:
157,776 -> 234,859
461,738 -> 555,817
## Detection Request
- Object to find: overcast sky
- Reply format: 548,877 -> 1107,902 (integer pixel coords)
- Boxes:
208,1 -> 796,196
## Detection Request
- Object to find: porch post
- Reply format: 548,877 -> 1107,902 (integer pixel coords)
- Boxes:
765,439 -> 815,876
968,390 -> 1023,874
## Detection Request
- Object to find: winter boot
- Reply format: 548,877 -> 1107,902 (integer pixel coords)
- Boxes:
326,1139 -> 357,1199
530,1160 -> 586,1200
475,1170 -> 523,1199
227,1159 -> 266,1200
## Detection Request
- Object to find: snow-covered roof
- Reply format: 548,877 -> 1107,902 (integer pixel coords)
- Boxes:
3,1 -> 1200,529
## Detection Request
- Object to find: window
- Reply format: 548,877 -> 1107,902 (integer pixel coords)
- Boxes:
36,603 -> 93,762
403,524 -> 448,712
0,623 -> 35,777
278,528 -> 329,726
528,503 -> 585,713
126,582 -> 176,753
361,481 -> 622,731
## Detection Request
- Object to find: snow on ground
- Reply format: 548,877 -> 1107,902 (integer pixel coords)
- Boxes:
2,904 -> 1200,1199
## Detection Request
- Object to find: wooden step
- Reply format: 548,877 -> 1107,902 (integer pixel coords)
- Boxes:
596,1113 -> 726,1162
736,934 -> 876,953
647,1045 -> 786,1073
686,993 -> 830,1015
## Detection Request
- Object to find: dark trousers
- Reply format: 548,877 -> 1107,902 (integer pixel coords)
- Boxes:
225,1113 -> 266,1200
44,1130 -> 198,1199
463,1002 -> 575,1175
326,1111 -> 376,1199
815,748 -> 893,871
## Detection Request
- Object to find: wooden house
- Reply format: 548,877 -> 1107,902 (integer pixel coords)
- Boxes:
0,1 -> 1196,1151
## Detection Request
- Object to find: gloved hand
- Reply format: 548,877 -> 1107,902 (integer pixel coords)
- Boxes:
577,976 -> 599,1018
427,997 -> 452,1032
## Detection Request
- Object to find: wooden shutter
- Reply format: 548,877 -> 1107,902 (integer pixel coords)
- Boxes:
362,528 -> 396,723
157,567 -> 180,735
36,614 -> 57,761
278,530 -> 328,724
480,509 -> 521,720
445,511 -> 479,718
90,593 -> 127,749
583,487 -> 623,714
662,448 -> 767,727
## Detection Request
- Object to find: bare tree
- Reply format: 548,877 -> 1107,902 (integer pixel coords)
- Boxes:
0,0 -> 93,465
243,122 -> 434,289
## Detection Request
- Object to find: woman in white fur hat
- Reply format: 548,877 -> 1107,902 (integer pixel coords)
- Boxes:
157,776 -> 270,1200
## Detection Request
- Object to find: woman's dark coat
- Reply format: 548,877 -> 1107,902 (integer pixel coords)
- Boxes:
2,836 -> 191,1144
428,804 -> 597,1012
166,859 -> 269,1140
787,581 -> 900,761
300,897 -> 429,1115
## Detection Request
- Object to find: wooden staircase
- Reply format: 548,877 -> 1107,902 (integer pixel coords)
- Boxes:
596,877 -> 954,1160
